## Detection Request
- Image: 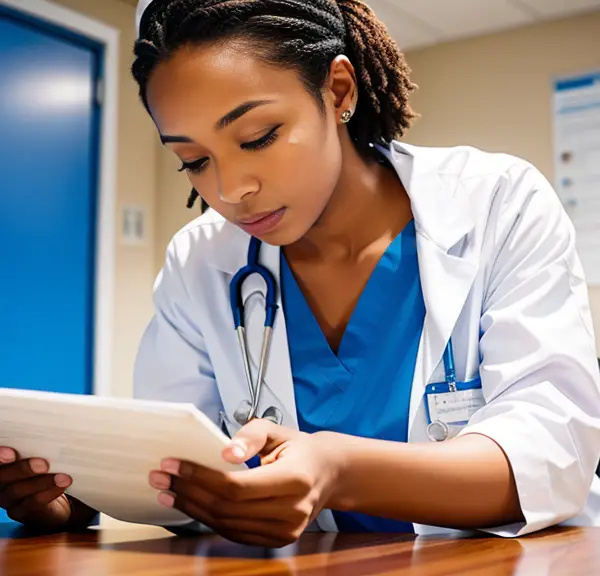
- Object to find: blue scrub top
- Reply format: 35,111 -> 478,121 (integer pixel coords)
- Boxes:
280,220 -> 426,533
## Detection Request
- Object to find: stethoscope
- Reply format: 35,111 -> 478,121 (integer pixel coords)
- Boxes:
229,236 -> 283,427
229,236 -> 460,437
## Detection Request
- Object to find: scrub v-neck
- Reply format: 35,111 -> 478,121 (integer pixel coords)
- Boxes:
280,220 -> 425,532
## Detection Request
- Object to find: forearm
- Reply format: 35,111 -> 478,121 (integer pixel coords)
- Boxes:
323,432 -> 524,530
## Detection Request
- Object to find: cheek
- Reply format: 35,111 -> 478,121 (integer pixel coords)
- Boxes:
279,121 -> 342,205
187,170 -> 221,209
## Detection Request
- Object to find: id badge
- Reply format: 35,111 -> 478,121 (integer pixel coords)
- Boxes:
424,378 -> 484,442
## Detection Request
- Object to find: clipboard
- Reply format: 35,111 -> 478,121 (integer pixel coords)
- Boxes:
0,387 -> 245,526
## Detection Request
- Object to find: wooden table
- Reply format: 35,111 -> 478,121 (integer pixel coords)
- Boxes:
1,523 -> 599,575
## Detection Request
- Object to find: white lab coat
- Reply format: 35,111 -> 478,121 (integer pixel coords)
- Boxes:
134,141 -> 600,537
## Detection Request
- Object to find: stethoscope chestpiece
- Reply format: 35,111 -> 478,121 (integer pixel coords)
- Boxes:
427,420 -> 449,442
234,400 -> 253,427
261,406 -> 283,425
233,401 -> 283,427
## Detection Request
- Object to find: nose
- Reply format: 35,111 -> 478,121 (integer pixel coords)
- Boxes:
216,160 -> 260,205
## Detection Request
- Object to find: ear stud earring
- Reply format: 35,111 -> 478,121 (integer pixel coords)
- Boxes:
340,110 -> 353,124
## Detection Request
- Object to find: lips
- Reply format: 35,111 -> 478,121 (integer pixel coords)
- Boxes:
236,208 -> 286,236
237,211 -> 279,225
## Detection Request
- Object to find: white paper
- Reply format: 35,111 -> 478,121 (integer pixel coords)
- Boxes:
0,388 -> 244,526
553,70 -> 600,285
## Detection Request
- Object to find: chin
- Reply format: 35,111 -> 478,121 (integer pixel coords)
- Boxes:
260,230 -> 299,247
260,221 -> 307,247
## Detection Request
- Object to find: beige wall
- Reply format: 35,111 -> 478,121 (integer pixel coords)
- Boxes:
403,12 -> 600,354
155,145 -> 193,271
49,0 -> 158,397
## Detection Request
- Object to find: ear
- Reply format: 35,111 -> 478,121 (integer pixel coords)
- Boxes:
325,55 -> 359,124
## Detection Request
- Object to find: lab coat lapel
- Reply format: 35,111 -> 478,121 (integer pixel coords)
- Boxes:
385,143 -> 479,435
410,230 -> 478,426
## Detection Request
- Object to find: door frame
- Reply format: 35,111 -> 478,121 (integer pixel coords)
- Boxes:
2,0 -> 118,397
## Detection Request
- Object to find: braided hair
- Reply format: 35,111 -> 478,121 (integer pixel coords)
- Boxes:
132,0 -> 417,211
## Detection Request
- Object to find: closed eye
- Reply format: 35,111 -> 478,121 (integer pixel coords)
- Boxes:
177,124 -> 282,174
241,125 -> 282,151
178,157 -> 208,175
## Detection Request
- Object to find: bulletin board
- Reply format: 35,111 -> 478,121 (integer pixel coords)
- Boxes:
553,70 -> 600,285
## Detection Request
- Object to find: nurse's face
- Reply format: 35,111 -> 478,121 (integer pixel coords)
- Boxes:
146,41 -> 351,245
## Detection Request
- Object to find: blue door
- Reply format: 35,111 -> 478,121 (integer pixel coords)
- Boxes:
0,7 -> 102,522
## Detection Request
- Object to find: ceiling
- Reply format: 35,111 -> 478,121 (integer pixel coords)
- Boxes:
122,0 -> 600,51
369,0 -> 600,51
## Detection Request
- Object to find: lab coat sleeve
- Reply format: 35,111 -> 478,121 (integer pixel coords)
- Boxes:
133,236 -> 222,534
133,237 -> 223,423
459,161 -> 600,537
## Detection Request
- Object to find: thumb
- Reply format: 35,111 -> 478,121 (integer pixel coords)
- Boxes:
222,419 -> 295,464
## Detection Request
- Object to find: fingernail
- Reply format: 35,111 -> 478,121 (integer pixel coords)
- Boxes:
149,471 -> 171,490
160,459 -> 180,476
0,448 -> 16,464
158,492 -> 175,508
30,459 -> 49,474
54,474 -> 72,488
231,443 -> 246,460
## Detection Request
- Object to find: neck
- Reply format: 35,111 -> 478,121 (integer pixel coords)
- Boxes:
290,141 -> 412,262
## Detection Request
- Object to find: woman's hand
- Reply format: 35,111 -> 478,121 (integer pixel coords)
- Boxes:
0,448 -> 98,533
0,447 -> 73,531
149,420 -> 342,547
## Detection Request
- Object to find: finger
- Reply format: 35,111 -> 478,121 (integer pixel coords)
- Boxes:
223,419 -> 295,464
159,462 -> 233,500
161,448 -> 307,502
7,484 -> 69,524
0,448 -> 17,465
0,458 -> 49,485
227,462 -> 313,500
0,474 -> 71,510
160,459 -> 304,501
159,460 -> 278,502
165,492 -> 298,547
168,475 -> 303,521
0,474 -> 54,509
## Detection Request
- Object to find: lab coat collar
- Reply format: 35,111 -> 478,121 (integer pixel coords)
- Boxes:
201,211 -> 249,276
377,141 -> 476,252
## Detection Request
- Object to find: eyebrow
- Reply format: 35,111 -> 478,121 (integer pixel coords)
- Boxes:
216,99 -> 274,130
159,99 -> 274,145
160,134 -> 193,144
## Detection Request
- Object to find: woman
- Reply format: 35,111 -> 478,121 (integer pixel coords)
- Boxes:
1,0 -> 599,547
